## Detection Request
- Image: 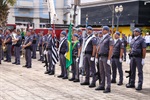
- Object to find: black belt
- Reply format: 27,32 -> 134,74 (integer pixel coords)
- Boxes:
112,55 -> 120,58
85,51 -> 92,55
99,54 -> 108,57
130,54 -> 142,58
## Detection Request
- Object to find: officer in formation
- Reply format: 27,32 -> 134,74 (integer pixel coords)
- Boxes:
22,30 -> 33,68
38,31 -> 44,62
0,28 -> 4,64
69,33 -> 80,82
31,29 -> 37,59
44,28 -> 55,75
111,31 -> 124,85
122,34 -> 127,61
12,29 -> 22,65
96,26 -> 114,93
42,33 -> 48,63
57,31 -> 68,79
80,26 -> 97,88
4,29 -> 12,62
126,28 -> 146,90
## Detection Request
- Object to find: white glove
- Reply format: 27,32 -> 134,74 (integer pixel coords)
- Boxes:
76,57 -> 79,62
64,53 -> 67,57
43,50 -> 48,55
95,58 -> 98,64
107,60 -> 111,66
119,58 -> 123,63
141,59 -> 145,66
90,57 -> 94,61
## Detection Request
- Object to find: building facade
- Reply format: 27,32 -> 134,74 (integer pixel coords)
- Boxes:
7,0 -> 81,29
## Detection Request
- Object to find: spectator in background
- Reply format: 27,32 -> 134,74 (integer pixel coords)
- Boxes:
144,32 -> 150,48
127,34 -> 132,44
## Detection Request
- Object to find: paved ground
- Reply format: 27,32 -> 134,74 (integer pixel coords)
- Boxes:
0,53 -> 150,100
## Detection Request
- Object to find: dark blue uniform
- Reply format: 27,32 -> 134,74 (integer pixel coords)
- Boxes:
5,34 -> 12,62
0,32 -> 4,64
24,36 -> 33,68
58,37 -> 68,78
111,39 -> 124,84
129,36 -> 146,87
14,35 -> 22,64
32,33 -> 37,59
38,35 -> 44,61
82,34 -> 97,85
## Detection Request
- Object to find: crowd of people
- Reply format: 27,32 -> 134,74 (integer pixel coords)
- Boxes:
0,26 -> 147,93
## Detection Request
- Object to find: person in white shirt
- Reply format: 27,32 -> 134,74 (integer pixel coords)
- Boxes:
127,34 -> 132,44
144,32 -> 150,48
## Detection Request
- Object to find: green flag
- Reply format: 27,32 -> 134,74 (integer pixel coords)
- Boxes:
65,23 -> 72,69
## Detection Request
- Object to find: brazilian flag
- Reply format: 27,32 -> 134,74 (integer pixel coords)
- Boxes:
66,23 -> 72,69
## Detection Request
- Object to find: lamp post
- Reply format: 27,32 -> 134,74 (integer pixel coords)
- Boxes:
115,5 -> 123,31
86,14 -> 88,27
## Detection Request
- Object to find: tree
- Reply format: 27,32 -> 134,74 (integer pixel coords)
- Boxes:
0,0 -> 16,27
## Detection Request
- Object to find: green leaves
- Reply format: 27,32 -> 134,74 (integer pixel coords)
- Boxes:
0,0 -> 16,27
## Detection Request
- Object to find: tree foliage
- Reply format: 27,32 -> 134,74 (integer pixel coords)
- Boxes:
0,0 -> 16,27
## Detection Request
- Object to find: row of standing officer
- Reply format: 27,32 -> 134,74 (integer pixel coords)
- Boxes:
67,26 -> 146,93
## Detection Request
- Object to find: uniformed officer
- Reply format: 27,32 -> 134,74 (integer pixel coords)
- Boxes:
69,33 -> 80,81
122,34 -> 127,61
38,31 -> 44,61
95,26 -> 114,93
57,31 -> 68,79
44,28 -> 55,75
126,28 -> 146,90
0,28 -> 4,64
95,31 -> 103,84
42,34 -> 48,63
12,29 -> 22,65
4,29 -> 12,62
22,30 -> 33,68
111,31 -> 124,85
77,29 -> 83,45
31,29 -> 37,59
80,26 -> 97,88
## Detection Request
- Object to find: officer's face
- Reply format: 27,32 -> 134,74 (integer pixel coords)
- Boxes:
102,30 -> 108,34
6,30 -> 10,34
78,31 -> 82,36
48,30 -> 52,35
27,32 -> 31,36
17,31 -> 20,35
99,34 -> 103,38
87,29 -> 92,35
0,30 -> 2,33
134,31 -> 139,36
114,34 -> 119,39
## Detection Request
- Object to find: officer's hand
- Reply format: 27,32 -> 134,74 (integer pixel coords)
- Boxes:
22,45 -> 26,48
90,57 -> 94,61
64,53 -> 67,57
43,50 -> 47,55
142,59 -> 145,66
76,57 -> 79,62
107,60 -> 111,66
95,58 -> 98,64
119,58 -> 123,63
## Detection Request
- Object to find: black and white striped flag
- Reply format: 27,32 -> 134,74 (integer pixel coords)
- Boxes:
52,37 -> 58,65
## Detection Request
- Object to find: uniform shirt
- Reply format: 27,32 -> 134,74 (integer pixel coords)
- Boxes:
72,40 -> 80,56
32,33 -> 37,44
130,36 -> 146,56
24,36 -> 33,46
85,34 -> 97,53
122,36 -> 127,47
5,34 -> 12,44
15,35 -> 22,46
38,36 -> 43,46
112,39 -> 124,56
59,37 -> 68,54
98,34 -> 114,55
0,33 -> 4,45
47,35 -> 52,49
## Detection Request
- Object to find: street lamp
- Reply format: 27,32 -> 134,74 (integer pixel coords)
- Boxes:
115,5 -> 123,31
86,14 -> 88,27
